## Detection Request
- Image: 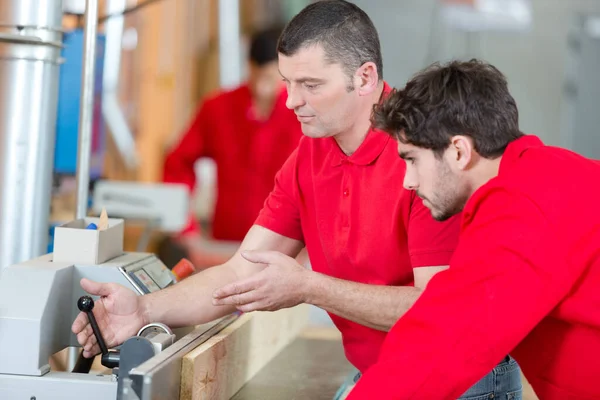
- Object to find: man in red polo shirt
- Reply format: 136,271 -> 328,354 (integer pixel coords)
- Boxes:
160,26 -> 302,268
72,2 -> 520,398
348,59 -> 600,399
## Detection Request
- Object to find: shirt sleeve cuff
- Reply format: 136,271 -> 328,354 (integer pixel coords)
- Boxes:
178,214 -> 201,238
410,250 -> 455,268
255,214 -> 304,242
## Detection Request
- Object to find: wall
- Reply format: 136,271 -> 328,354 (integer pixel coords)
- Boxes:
352,0 -> 600,148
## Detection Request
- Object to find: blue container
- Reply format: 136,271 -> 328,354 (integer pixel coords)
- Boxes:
54,29 -> 106,178
47,223 -> 58,253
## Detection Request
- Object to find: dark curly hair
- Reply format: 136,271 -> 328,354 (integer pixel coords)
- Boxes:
372,59 -> 522,158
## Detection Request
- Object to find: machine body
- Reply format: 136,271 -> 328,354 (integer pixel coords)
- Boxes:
0,253 -> 159,398
0,251 -> 238,400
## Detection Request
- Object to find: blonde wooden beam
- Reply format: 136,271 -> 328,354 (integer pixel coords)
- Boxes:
180,304 -> 310,400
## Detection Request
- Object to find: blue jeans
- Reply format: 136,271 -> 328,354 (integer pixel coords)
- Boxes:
459,356 -> 522,399
333,367 -> 363,400
334,355 -> 522,400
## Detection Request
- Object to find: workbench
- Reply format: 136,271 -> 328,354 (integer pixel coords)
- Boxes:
232,328 -> 355,400
178,305 -> 355,400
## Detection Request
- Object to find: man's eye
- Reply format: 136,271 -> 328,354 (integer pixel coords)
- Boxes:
304,83 -> 318,90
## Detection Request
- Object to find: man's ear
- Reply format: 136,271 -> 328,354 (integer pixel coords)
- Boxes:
355,61 -> 379,96
449,135 -> 474,171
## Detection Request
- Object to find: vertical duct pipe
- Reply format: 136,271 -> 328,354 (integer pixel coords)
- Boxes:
0,0 -> 64,269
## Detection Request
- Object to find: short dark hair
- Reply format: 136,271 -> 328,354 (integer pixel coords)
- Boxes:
277,0 -> 383,81
372,59 -> 522,158
249,26 -> 283,66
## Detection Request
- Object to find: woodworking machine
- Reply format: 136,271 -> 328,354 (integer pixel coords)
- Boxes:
0,252 -> 238,400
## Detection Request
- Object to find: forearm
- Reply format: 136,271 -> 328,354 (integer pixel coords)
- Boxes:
305,272 -> 422,331
142,225 -> 304,328
140,263 -> 240,328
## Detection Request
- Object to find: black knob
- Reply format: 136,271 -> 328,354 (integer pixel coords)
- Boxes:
77,295 -> 94,312
76,295 -> 119,368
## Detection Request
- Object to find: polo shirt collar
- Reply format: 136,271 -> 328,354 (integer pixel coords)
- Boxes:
499,134 -> 544,174
331,82 -> 393,167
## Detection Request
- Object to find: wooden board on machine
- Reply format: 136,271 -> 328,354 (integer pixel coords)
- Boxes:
180,304 -> 310,400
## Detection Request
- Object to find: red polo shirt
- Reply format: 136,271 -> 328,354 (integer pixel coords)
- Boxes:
349,135 -> 600,400
163,84 -> 302,241
255,84 -> 461,372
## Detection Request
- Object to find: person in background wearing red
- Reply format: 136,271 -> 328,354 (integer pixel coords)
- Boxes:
348,59 -> 600,400
161,26 -> 302,268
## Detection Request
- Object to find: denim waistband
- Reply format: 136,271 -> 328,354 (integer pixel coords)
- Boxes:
494,355 -> 518,374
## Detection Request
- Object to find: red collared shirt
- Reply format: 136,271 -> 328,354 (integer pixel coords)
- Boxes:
163,84 -> 302,241
255,83 -> 461,372
349,135 -> 600,400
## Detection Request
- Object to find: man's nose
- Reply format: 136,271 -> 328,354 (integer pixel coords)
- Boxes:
403,170 -> 418,191
285,86 -> 305,110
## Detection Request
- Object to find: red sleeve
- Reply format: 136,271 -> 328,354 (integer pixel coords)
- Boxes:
163,100 -> 214,236
163,101 -> 213,190
347,187 -> 577,399
179,212 -> 202,237
254,146 -> 304,242
407,192 -> 460,267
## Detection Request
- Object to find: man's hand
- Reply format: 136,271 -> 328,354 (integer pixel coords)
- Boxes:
72,279 -> 147,357
212,250 -> 310,312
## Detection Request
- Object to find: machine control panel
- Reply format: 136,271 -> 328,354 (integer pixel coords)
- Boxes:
119,255 -> 176,294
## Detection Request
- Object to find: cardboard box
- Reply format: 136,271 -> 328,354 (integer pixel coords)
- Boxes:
52,217 -> 124,265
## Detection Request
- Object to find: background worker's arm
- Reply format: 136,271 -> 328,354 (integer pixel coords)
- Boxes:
142,225 -> 303,328
163,99 -> 213,238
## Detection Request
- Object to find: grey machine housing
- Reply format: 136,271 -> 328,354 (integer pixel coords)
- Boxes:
0,252 -> 179,399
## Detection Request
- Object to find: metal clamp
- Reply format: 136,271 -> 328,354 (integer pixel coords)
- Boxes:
137,322 -> 173,338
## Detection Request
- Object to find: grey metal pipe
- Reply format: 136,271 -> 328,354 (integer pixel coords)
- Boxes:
75,0 -> 99,219
0,0 -> 63,269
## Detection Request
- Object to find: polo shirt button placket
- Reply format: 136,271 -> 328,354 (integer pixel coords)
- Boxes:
340,163 -> 351,232
341,158 -> 350,198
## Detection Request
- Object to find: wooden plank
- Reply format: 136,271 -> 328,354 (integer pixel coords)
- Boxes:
180,304 -> 310,400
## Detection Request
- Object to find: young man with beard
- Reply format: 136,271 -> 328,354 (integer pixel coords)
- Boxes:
349,59 -> 600,400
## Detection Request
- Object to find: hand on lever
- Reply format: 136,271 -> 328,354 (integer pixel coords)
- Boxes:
71,278 -> 147,358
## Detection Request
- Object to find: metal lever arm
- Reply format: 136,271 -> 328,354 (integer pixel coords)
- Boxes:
77,295 -> 120,368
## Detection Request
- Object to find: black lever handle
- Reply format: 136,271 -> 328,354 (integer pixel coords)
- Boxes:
77,295 -> 120,368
